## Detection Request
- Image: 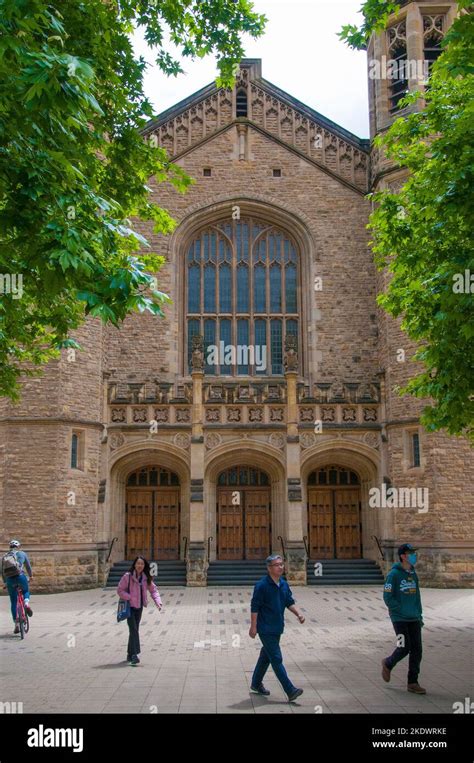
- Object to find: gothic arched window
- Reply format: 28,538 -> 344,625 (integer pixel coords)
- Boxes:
186,218 -> 300,376
387,21 -> 408,112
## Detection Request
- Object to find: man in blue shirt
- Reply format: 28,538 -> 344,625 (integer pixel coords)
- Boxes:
249,554 -> 305,701
2,540 -> 33,634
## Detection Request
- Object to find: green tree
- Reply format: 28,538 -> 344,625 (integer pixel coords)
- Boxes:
0,0 -> 266,399
340,2 -> 474,439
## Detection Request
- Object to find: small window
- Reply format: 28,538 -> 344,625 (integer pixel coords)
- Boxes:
71,434 -> 78,469
127,467 -> 180,486
71,430 -> 84,470
273,169 -> 282,177
350,471 -> 359,485
239,468 -> 248,485
309,467 -> 360,486
412,433 -> 421,467
203,168 -> 212,177
236,88 -> 248,117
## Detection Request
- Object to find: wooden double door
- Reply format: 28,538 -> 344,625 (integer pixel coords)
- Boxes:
308,467 -> 362,559
125,467 -> 180,560
217,467 -> 271,560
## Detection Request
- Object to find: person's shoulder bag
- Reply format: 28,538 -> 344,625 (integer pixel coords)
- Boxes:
117,573 -> 131,622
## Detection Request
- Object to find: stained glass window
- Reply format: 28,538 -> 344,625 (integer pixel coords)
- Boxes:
186,218 -> 300,375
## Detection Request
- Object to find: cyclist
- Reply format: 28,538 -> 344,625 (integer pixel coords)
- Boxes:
1,540 -> 33,634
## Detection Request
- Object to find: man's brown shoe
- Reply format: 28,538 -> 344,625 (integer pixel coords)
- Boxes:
381,658 -> 391,683
407,683 -> 427,694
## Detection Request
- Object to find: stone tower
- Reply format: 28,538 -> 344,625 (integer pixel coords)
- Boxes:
368,1 -> 473,585
0,318 -> 107,590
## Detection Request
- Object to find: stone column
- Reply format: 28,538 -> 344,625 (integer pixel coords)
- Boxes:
284,336 -> 306,585
373,21 -> 390,133
187,336 -> 207,585
236,122 -> 247,160
98,372 -> 111,586
406,3 -> 424,98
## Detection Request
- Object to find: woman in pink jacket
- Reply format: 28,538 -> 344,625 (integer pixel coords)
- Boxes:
117,556 -> 162,666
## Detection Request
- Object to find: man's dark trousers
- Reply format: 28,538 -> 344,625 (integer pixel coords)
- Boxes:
385,620 -> 422,683
127,606 -> 143,658
252,633 -> 296,695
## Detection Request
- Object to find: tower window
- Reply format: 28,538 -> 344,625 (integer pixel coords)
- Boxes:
424,36 -> 442,76
203,168 -> 212,177
273,169 -> 282,177
389,43 -> 408,112
387,21 -> 408,113
236,88 -> 248,118
423,15 -> 445,83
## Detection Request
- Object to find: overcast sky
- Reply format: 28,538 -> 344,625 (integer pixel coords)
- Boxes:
132,1 -> 369,139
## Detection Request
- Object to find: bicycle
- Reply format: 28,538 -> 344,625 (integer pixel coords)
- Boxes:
15,583 -> 29,639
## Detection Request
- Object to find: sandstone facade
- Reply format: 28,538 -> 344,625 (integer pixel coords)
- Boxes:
1,2 -> 472,592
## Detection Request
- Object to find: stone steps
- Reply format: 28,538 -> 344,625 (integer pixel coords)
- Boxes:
105,560 -> 187,587
307,559 -> 384,585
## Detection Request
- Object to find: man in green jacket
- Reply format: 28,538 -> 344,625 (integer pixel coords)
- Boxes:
381,543 -> 426,694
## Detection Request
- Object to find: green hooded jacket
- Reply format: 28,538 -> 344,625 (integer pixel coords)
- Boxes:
383,562 -> 423,623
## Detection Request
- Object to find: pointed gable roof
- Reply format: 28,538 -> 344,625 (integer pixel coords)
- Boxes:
143,59 -> 369,193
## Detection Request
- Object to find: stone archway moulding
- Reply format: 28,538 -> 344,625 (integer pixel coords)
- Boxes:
170,193 -> 319,383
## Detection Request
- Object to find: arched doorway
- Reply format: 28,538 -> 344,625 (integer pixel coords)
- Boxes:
125,466 -> 180,560
217,466 -> 271,560
307,466 -> 362,559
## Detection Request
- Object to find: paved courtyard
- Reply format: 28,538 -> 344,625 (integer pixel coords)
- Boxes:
0,586 -> 472,714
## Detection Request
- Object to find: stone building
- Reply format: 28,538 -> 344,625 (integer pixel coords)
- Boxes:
0,0 -> 472,591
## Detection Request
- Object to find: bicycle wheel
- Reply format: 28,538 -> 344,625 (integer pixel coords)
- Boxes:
19,614 -> 25,639
24,613 -> 29,634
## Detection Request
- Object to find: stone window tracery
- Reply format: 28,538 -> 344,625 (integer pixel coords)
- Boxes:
186,218 -> 300,376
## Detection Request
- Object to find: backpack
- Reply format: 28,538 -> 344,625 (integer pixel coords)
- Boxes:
2,550 -> 22,578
